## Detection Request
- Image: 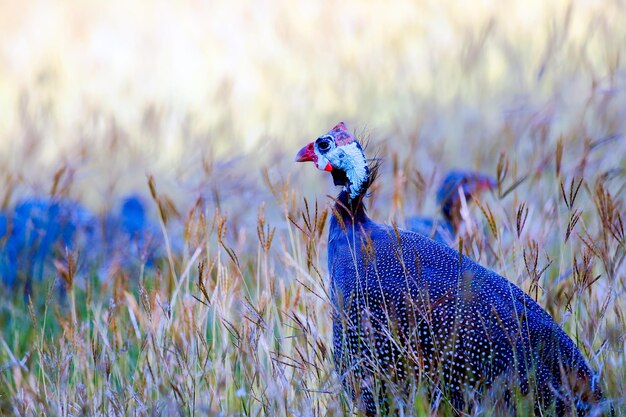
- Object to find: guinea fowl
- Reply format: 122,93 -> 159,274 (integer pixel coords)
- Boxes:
102,194 -> 169,270
407,171 -> 496,243
295,122 -> 610,416
0,195 -> 174,295
0,198 -> 98,294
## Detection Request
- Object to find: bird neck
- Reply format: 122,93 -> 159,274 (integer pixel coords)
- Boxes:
441,199 -> 462,233
333,190 -> 369,226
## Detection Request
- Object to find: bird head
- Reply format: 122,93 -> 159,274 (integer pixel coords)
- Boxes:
295,122 -> 370,201
437,170 -> 497,226
436,171 -> 496,205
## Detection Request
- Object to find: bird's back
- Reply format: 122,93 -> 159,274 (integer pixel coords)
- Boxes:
328,216 -> 604,415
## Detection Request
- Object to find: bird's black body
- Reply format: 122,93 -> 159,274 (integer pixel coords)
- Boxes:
296,123 -> 609,416
329,192 -> 603,415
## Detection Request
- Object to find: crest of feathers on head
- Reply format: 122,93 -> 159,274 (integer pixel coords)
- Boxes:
359,131 -> 382,199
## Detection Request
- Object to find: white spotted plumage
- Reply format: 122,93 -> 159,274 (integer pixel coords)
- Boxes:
299,123 -> 609,417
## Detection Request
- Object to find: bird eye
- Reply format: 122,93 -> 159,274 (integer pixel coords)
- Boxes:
316,137 -> 332,153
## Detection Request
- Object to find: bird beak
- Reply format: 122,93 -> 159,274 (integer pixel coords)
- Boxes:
295,142 -> 333,171
295,142 -> 316,162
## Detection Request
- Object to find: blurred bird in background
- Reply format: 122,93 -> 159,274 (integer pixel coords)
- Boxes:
407,170 -> 496,243
0,194 -> 179,297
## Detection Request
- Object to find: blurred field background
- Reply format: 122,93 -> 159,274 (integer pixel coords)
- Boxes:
1,0 -> 625,415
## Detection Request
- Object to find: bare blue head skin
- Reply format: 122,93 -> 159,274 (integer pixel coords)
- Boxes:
296,122 -> 370,203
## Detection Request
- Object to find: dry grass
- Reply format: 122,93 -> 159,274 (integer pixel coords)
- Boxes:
0,0 -> 625,415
